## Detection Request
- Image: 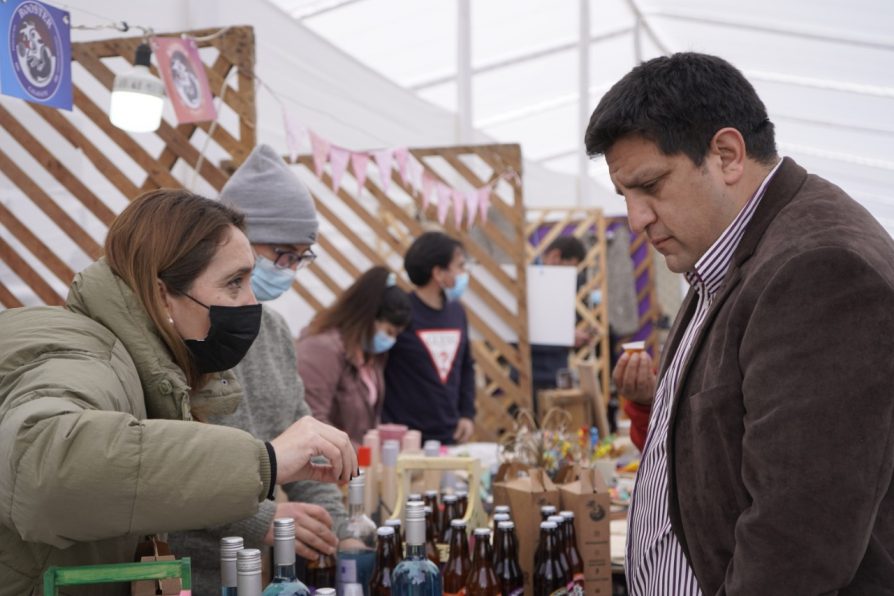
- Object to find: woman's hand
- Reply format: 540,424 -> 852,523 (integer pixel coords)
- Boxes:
270,416 -> 357,485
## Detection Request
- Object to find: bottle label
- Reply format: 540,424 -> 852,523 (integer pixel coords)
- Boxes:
337,558 -> 357,582
568,579 -> 586,595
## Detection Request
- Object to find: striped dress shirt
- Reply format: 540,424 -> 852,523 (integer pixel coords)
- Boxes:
626,161 -> 782,595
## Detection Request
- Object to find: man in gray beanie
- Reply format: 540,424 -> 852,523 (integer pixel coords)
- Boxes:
168,144 -> 345,592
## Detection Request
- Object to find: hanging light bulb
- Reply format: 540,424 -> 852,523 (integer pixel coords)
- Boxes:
109,42 -> 165,133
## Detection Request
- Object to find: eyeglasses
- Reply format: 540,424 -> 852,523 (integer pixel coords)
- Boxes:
273,247 -> 317,270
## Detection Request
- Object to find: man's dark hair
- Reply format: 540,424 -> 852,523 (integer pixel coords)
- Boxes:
585,52 -> 777,166
545,235 -> 586,263
404,231 -> 463,287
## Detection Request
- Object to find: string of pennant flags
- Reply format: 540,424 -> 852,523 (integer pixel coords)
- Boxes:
282,114 -> 520,229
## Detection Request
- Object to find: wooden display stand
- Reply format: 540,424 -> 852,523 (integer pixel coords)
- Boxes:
391,454 -> 486,530
43,559 -> 191,596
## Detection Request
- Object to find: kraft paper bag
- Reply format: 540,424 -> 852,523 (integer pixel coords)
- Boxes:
559,468 -> 612,595
132,536 -> 182,596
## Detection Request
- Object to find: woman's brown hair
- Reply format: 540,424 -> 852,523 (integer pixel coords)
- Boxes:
105,188 -> 245,390
307,265 -> 411,356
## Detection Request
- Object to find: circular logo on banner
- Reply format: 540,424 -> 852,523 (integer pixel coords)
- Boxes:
170,50 -> 202,109
9,1 -> 64,101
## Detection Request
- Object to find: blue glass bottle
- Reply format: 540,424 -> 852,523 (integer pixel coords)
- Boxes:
220,536 -> 243,596
337,473 -> 377,596
264,518 -> 311,595
391,500 -> 442,595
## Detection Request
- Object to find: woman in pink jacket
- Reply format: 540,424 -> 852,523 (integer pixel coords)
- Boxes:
296,266 -> 411,444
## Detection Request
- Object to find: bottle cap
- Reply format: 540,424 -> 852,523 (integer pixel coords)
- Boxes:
473,528 -> 491,537
541,505 -> 557,515
424,489 -> 438,498
236,548 -> 262,573
377,526 -> 395,536
381,440 -> 399,466
408,493 -> 423,501
424,505 -> 433,514
548,515 -> 565,524
349,472 -> 366,489
273,518 -> 295,540
497,521 -> 515,530
540,521 -> 557,530
493,513 -> 510,522
560,510 -> 574,519
357,445 -> 372,467
406,501 -> 425,521
494,505 -> 510,514
385,518 -> 402,528
451,518 -> 467,528
316,590 -> 336,596
401,430 -> 421,452
442,494 -> 458,503
423,440 -> 441,456
456,490 -> 468,498
220,536 -> 243,560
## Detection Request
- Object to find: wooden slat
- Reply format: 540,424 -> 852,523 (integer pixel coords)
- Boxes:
0,146 -> 102,260
0,202 -> 75,286
310,191 -> 388,270
306,258 -> 344,297
465,308 -> 523,371
0,104 -> 116,226
0,235 -> 63,305
29,102 -> 139,200
290,278 -> 324,312
316,234 -> 363,278
0,279 -> 23,308
72,85 -> 182,189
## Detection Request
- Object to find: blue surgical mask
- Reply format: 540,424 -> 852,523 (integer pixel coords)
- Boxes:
251,256 -> 296,301
444,271 -> 469,302
369,330 -> 397,354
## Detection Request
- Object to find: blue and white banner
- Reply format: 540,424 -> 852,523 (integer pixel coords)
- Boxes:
0,0 -> 72,110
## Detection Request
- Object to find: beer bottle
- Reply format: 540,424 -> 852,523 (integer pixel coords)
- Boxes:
533,521 -> 565,596
384,518 -> 403,560
423,505 -> 441,566
494,521 -> 523,596
559,511 -> 585,590
443,519 -> 471,596
466,528 -> 499,596
547,515 -> 571,588
539,505 -> 557,521
423,490 -> 440,537
440,494 -> 461,542
304,551 -> 336,591
370,526 -> 399,596
456,490 -> 469,517
491,513 -> 510,544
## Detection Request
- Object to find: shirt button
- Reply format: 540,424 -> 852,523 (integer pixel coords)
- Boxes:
158,379 -> 173,395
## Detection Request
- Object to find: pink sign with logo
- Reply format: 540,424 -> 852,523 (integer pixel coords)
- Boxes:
151,36 -> 216,124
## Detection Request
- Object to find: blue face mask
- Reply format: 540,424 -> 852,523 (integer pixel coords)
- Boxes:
444,271 -> 469,302
251,256 -> 296,302
369,330 -> 397,354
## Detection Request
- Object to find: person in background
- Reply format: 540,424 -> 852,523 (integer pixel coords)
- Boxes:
382,231 -> 476,444
530,235 -> 593,401
0,189 -> 355,595
296,265 -> 412,445
167,144 -> 349,593
588,52 -> 894,594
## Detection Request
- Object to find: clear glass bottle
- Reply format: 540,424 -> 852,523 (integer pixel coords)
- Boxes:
466,528 -> 499,596
337,473 -> 377,596
391,501 -> 442,595
443,519 -> 470,595
370,526 -> 399,595
264,518 -> 312,595
220,536 -> 243,596
559,511 -> 585,591
494,521 -> 523,596
237,548 -> 264,596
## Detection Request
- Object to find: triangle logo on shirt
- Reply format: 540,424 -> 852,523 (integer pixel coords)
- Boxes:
416,329 -> 461,384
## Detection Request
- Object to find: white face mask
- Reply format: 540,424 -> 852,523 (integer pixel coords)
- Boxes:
369,330 -> 397,354
250,256 -> 295,301
444,271 -> 469,301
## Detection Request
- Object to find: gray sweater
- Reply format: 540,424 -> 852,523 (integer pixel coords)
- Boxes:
168,307 -> 346,594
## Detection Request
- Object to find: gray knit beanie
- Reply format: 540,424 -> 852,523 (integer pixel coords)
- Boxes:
220,144 -> 318,245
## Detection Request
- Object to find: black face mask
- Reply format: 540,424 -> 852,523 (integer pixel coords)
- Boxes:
182,295 -> 262,373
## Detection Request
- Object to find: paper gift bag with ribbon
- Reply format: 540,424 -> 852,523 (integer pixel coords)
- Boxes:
494,467 -> 560,594
559,468 -> 612,595
132,536 -> 182,596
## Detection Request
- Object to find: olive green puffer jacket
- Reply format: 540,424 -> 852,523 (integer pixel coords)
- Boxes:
0,259 -> 272,595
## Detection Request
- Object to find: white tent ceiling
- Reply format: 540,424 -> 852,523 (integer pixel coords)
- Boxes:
273,0 -> 894,229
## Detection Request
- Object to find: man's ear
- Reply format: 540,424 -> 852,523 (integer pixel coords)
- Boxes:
710,127 -> 746,185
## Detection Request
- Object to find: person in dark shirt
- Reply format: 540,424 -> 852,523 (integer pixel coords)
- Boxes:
382,231 -> 476,444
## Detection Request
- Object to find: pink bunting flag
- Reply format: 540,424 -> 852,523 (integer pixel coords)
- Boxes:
465,189 -> 479,227
309,131 -> 331,178
452,189 -> 465,228
372,149 -> 394,192
351,152 -> 371,194
393,147 -> 410,186
282,109 -> 306,163
436,182 -> 452,225
329,147 -> 351,192
421,173 -> 435,209
407,156 -> 424,195
477,186 -> 492,223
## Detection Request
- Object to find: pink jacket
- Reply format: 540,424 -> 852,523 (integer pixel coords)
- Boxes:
295,327 -> 385,445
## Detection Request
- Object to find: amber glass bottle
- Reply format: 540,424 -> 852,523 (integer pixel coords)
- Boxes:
465,528 -> 499,596
443,519 -> 471,595
493,521 -> 523,595
560,511 -> 585,590
533,521 -> 565,596
439,494 -> 461,543
423,505 -> 441,566
370,526 -> 399,595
